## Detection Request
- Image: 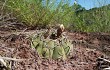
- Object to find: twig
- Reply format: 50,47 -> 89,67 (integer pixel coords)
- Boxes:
98,57 -> 110,63
0,58 -> 7,67
103,67 -> 110,70
0,56 -> 26,70
0,57 -> 26,61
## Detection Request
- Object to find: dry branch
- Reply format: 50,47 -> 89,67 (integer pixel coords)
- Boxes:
0,57 -> 26,61
98,57 -> 110,63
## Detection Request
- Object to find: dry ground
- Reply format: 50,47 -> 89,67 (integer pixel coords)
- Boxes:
0,15 -> 110,70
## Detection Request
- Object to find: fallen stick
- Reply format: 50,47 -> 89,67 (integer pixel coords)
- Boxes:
0,57 -> 26,69
98,57 -> 110,63
103,67 -> 110,70
0,58 -> 7,67
0,57 -> 26,61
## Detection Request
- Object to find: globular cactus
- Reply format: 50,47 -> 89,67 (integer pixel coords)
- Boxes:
31,30 -> 73,60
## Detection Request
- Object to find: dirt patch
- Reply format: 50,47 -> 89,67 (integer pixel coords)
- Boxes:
0,30 -> 110,70
0,16 -> 110,70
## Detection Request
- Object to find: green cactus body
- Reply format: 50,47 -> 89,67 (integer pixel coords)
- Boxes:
49,49 -> 53,58
31,35 -> 41,47
33,35 -> 41,41
61,46 -> 67,60
36,41 -> 43,57
31,40 -> 39,48
44,39 -> 54,58
42,47 -> 50,58
66,40 -> 73,53
31,31 -> 73,60
47,40 -> 55,49
52,45 -> 66,60
52,45 -> 62,60
61,43 -> 70,55
60,39 -> 69,55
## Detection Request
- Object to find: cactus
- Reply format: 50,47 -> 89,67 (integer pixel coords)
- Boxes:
66,39 -> 73,54
45,39 -> 55,58
49,49 -> 53,58
31,30 -> 73,60
42,47 -> 50,58
35,41 -> 44,57
47,40 -> 55,49
60,38 -> 72,55
61,42 -> 70,55
31,35 -> 41,48
52,45 -> 62,60
52,45 -> 67,60
60,45 -> 67,60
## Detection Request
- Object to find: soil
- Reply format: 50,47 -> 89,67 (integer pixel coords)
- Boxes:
0,15 -> 110,70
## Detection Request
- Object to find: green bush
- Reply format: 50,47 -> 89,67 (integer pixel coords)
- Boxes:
4,0 -> 110,32
5,0 -> 74,28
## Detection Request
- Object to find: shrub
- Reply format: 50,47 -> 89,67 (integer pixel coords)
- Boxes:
4,0 -> 110,32
5,0 -> 74,28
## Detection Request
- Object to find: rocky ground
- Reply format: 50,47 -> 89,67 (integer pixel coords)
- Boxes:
0,15 -> 110,70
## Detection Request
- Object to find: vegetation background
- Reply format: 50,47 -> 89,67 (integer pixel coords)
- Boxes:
0,0 -> 110,32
